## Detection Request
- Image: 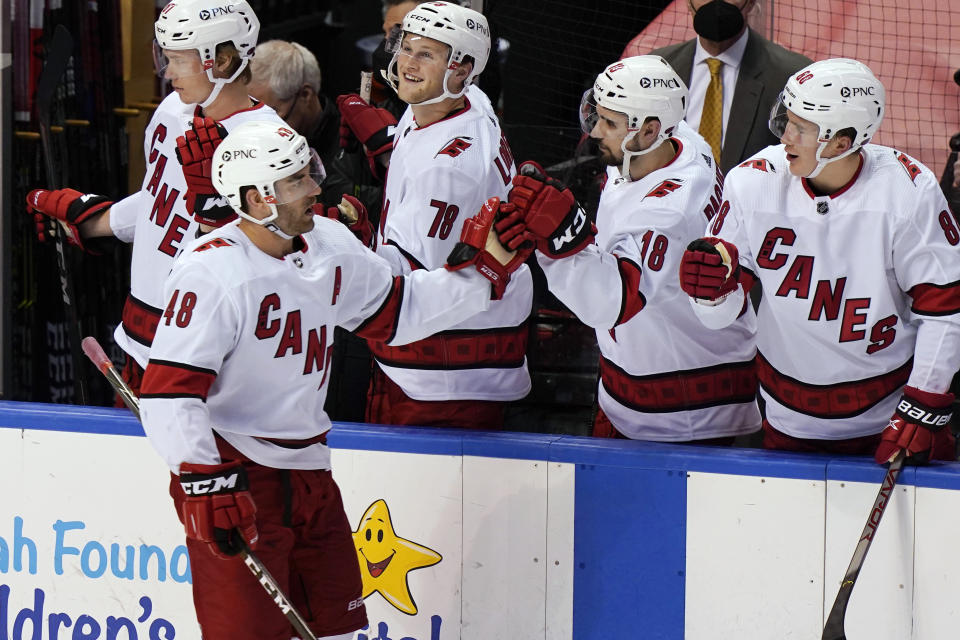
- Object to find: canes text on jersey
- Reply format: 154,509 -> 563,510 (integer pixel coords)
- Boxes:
147,124 -> 192,257
255,293 -> 336,382
757,226 -> 897,354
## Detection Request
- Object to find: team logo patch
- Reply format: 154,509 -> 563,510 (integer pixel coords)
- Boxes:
896,151 -> 921,183
436,136 -> 474,158
644,178 -> 684,199
739,158 -> 773,172
194,237 -> 236,252
816,200 -> 829,215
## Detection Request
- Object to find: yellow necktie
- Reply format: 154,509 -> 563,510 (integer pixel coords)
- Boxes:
700,58 -> 724,164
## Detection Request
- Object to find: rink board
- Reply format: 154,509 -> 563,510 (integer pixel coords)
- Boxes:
2,402 -> 960,639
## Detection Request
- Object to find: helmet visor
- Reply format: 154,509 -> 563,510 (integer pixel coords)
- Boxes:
768,96 -> 821,148
579,88 -> 599,135
152,40 -> 206,79
393,33 -> 451,72
270,149 -> 326,205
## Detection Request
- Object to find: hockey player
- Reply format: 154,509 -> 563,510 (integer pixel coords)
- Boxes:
497,56 -> 760,442
25,0 -> 285,398
678,58 -> 960,463
139,120 -> 524,639
341,1 -> 533,429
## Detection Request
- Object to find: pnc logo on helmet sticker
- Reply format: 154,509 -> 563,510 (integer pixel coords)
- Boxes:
199,5 -> 236,20
222,149 -> 257,161
465,18 -> 489,36
846,86 -> 876,97
640,77 -> 679,89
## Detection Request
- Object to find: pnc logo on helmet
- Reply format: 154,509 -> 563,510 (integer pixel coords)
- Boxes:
640,77 -> 679,89
222,149 -> 257,161
465,18 -> 489,36
199,5 -> 236,20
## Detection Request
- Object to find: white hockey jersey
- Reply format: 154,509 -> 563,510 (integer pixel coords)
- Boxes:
373,85 -> 532,401
139,219 -> 493,472
109,93 -> 283,367
540,123 -> 760,440
705,143 -> 960,440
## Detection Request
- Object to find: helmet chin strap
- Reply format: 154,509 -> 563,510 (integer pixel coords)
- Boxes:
387,49 -> 469,107
617,133 -> 666,181
198,59 -> 250,110
804,140 -> 860,179
199,78 -> 229,110
237,204 -> 297,240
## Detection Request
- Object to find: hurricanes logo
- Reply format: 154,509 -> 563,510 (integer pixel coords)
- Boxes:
644,178 -> 683,199
352,499 -> 442,615
436,136 -> 473,158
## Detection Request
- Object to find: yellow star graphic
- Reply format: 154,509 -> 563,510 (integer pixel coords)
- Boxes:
352,499 -> 442,615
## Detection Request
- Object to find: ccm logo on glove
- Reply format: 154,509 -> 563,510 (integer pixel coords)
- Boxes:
181,471 -> 243,496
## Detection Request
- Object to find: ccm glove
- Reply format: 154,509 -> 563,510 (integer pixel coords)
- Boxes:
679,237 -> 741,301
507,161 -> 595,259
175,116 -> 235,226
336,93 -> 396,156
874,386 -> 955,465
315,195 -> 373,247
179,461 -> 258,559
446,197 -> 527,300
26,188 -> 113,253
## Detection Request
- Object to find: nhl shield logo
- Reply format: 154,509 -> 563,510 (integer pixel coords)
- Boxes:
816,200 -> 829,215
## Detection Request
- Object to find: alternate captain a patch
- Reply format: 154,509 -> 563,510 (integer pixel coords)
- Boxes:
436,136 -> 474,158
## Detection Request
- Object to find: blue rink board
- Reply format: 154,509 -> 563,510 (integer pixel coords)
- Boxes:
4,401 -> 960,639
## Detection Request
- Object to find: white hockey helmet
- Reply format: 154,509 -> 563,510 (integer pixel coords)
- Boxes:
153,0 -> 260,107
385,1 -> 491,105
212,121 -> 325,236
580,55 -> 688,179
769,58 -> 885,178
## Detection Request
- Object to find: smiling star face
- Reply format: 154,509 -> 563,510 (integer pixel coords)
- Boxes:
352,499 -> 442,615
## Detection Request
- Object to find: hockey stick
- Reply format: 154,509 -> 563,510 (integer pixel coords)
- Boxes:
37,24 -> 86,404
821,452 -> 906,640
80,336 -> 320,640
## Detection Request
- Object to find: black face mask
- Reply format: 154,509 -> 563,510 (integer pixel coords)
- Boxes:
693,0 -> 746,42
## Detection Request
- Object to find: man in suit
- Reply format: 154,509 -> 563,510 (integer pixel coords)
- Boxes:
651,0 -> 810,174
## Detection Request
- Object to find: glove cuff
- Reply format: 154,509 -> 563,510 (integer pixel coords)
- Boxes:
179,462 -> 249,495
896,386 -> 954,431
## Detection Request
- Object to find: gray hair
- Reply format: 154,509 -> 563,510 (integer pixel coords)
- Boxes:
249,40 -> 322,100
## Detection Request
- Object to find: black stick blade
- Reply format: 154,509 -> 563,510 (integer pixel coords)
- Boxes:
36,25 -> 74,126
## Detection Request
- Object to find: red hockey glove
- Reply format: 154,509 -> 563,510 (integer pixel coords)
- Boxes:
446,197 -> 527,300
336,93 -> 396,157
26,188 -> 113,253
874,386 -> 955,465
492,201 -> 532,251
179,461 -> 258,559
679,237 -> 741,301
508,161 -> 595,259
175,116 -> 235,227
315,195 -> 373,247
